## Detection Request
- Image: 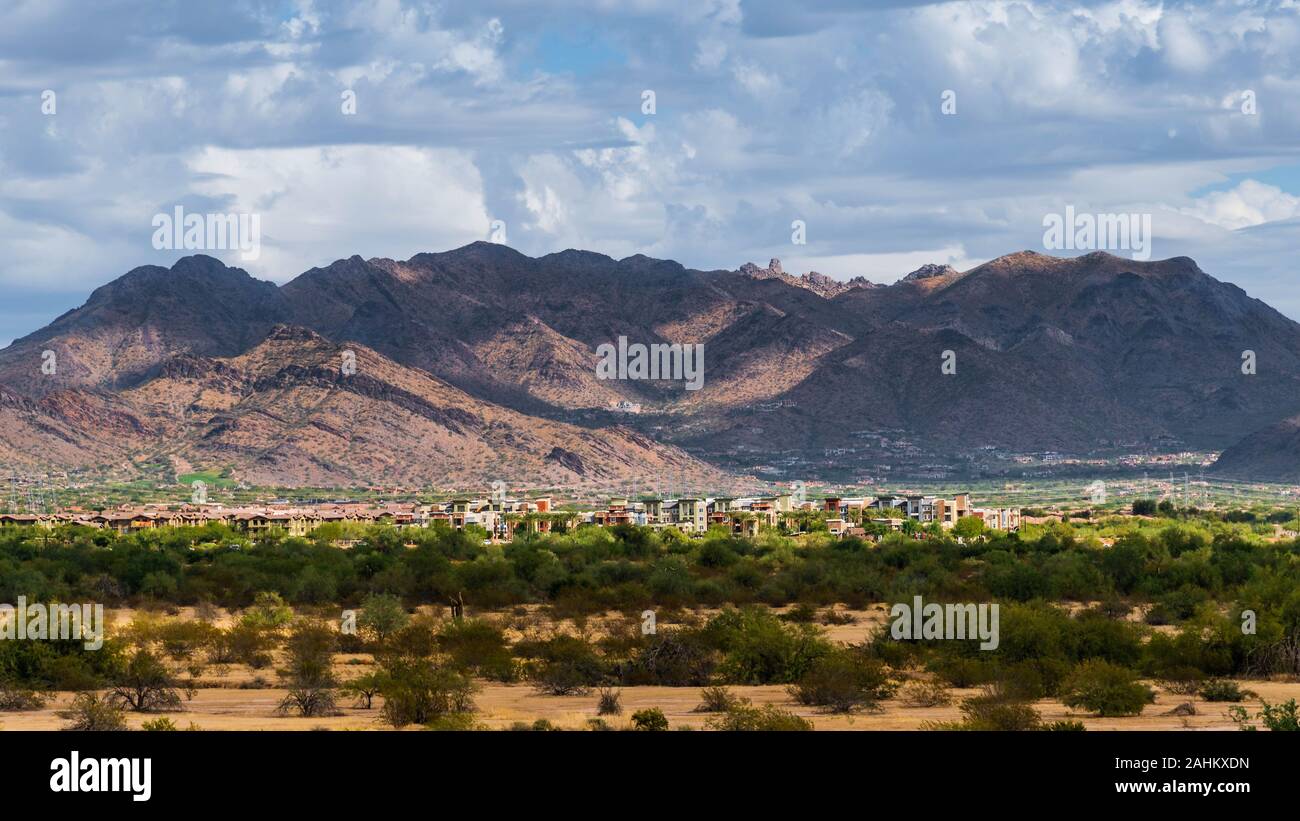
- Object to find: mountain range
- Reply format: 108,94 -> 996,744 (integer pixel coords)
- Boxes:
2,243 -> 1298,489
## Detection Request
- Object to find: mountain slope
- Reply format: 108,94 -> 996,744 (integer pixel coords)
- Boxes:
4,244 -> 1300,485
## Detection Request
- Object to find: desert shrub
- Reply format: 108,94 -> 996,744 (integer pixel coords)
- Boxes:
155,620 -> 220,661
1258,699 -> 1300,731
928,655 -> 994,688
1146,586 -> 1211,625
1043,720 -> 1086,731
59,693 -> 128,731
993,658 -> 1072,700
377,659 -> 477,728
1199,679 -> 1255,703
376,616 -> 440,662
109,649 -> 184,712
704,704 -> 813,731
1157,666 -> 1205,696
788,650 -> 896,713
425,712 -> 481,731
694,685 -> 749,713
509,719 -> 561,731
0,685 -> 50,711
925,690 -> 1042,731
596,687 -> 623,716
1230,699 -> 1300,732
436,618 -> 517,681
140,717 -> 178,731
519,635 -> 607,695
821,608 -> 857,626
218,623 -> 275,668
900,678 -> 952,707
621,629 -> 718,686
780,603 -> 819,623
1059,661 -> 1154,717
706,607 -> 831,685
630,707 -> 669,731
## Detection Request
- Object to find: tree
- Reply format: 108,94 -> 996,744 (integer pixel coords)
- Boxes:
952,515 -> 985,541
341,671 -> 385,709
359,593 -> 409,645
241,591 -> 294,630
109,649 -> 184,712
1131,499 -> 1157,516
276,619 -> 340,717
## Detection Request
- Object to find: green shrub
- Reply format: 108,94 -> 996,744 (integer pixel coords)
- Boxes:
787,650 -> 896,713
694,685 -> 748,713
631,707 -> 669,731
1199,679 -> 1255,703
1060,661 -> 1154,717
704,704 -> 813,731
58,693 -> 128,731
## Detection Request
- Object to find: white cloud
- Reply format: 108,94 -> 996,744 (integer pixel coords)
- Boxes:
187,145 -> 491,278
1181,180 -> 1300,231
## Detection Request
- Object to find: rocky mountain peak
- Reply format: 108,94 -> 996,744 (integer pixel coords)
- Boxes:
900,263 -> 959,283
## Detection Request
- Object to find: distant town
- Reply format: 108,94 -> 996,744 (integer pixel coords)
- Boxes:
0,491 -> 1019,541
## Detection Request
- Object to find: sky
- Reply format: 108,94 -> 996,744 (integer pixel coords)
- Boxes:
2,0 -> 1300,345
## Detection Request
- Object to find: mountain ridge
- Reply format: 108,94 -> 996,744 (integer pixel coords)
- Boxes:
2,244 -> 1297,486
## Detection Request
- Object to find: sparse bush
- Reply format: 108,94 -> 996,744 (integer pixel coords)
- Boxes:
596,686 -> 622,716
780,603 -> 818,623
1231,699 -> 1300,732
377,659 -> 477,728
0,685 -> 50,711
631,707 -> 669,731
900,678 -> 952,708
1157,667 -> 1205,696
1043,720 -> 1086,731
1060,661 -> 1154,717
925,690 -> 1042,731
621,629 -> 718,687
788,650 -> 895,713
1199,679 -> 1255,703
694,685 -> 748,713
704,704 -> 813,731
436,618 -> 517,681
59,693 -> 128,731
140,717 -> 178,731
520,635 -> 607,695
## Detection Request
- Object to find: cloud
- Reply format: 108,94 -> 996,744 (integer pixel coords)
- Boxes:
1181,179 -> 1300,231
3,0 -> 1300,345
